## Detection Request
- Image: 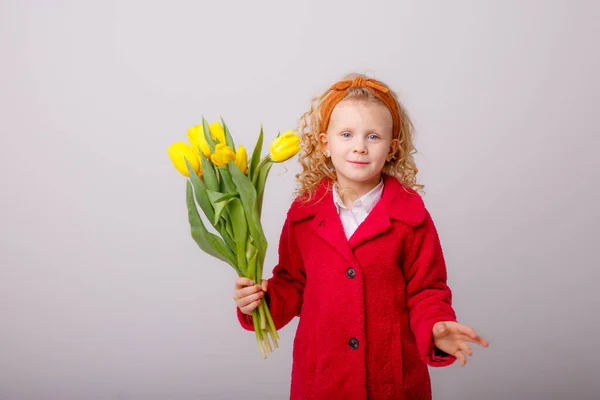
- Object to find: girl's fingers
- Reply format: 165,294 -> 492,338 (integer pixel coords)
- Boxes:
454,323 -> 488,347
241,299 -> 261,315
238,285 -> 263,299
454,350 -> 467,367
452,323 -> 476,339
460,332 -> 488,347
477,336 -> 489,347
449,334 -> 488,350
454,334 -> 479,344
459,341 -> 472,357
233,284 -> 260,301
238,291 -> 264,307
235,277 -> 255,289
262,280 -> 268,292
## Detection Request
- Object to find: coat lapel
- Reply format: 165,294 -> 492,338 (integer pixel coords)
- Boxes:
347,202 -> 392,249
310,192 -> 356,266
348,174 -> 423,249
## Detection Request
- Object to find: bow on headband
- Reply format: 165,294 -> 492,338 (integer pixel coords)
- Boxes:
320,76 -> 401,138
330,77 -> 391,94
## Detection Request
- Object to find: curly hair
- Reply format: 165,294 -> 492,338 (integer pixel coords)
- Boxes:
294,73 -> 423,201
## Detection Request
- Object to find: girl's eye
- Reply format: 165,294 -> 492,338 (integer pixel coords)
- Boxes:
368,134 -> 379,140
341,132 -> 352,138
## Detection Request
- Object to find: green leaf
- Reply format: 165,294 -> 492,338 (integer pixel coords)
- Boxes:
249,125 -> 264,180
216,219 -> 236,253
220,117 -> 235,150
213,197 -> 236,225
200,152 -> 219,191
227,159 -> 266,251
245,235 -> 255,259
202,116 -> 217,153
185,159 -> 236,251
186,181 -> 239,272
253,160 -> 273,217
218,166 -> 236,193
228,198 -> 248,275
206,188 -> 240,225
224,212 -> 235,241
185,158 -> 215,225
207,189 -> 239,205
246,241 -> 258,282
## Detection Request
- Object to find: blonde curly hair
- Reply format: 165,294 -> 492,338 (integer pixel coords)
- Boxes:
294,73 -> 423,201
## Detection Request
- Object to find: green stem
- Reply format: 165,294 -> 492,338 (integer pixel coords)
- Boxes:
252,156 -> 271,185
263,302 -> 278,340
252,309 -> 266,359
258,299 -> 267,331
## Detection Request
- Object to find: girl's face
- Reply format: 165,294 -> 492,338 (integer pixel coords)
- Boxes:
321,99 -> 397,195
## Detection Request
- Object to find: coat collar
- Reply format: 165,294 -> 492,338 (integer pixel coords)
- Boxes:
332,178 -> 384,215
289,174 -> 426,226
288,174 -> 426,262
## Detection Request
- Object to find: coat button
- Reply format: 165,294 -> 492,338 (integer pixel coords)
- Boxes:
347,267 -> 356,279
348,337 -> 359,350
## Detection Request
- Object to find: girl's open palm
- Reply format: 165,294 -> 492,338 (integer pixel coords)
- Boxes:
433,321 -> 489,366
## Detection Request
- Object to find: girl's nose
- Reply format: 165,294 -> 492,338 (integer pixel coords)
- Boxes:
353,140 -> 367,154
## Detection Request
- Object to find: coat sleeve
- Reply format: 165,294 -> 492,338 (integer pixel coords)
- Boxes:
237,212 -> 306,331
404,209 -> 457,367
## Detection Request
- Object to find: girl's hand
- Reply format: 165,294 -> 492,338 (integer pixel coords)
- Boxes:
433,321 -> 489,366
233,278 -> 268,315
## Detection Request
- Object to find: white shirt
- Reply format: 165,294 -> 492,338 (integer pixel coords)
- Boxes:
333,180 -> 384,239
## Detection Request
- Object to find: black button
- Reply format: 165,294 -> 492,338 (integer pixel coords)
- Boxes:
348,337 -> 359,350
347,267 -> 356,279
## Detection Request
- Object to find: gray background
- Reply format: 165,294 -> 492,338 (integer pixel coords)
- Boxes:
1,0 -> 599,399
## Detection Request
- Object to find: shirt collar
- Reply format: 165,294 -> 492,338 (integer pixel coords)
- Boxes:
333,179 -> 384,213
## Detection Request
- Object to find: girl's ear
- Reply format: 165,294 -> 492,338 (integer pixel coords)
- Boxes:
319,132 -> 329,154
388,138 -> 399,160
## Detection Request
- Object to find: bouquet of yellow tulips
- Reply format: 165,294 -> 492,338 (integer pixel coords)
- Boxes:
167,117 -> 300,358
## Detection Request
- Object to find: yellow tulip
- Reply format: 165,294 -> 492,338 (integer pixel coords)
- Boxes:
187,125 -> 211,158
209,121 -> 226,144
235,145 -> 249,174
210,143 -> 236,167
269,130 -> 301,162
168,142 -> 202,177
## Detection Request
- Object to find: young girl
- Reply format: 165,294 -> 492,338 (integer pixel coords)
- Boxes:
233,73 -> 488,399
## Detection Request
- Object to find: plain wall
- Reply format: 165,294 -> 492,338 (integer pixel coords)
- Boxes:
1,0 -> 599,399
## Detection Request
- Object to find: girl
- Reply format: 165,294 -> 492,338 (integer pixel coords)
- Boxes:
233,73 -> 488,399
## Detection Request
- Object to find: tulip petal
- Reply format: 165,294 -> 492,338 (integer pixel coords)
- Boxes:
268,131 -> 301,162
235,145 -> 248,174
168,142 -> 201,177
187,125 -> 212,158
209,120 -> 227,144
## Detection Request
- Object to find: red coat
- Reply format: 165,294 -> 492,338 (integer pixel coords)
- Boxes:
237,174 -> 457,399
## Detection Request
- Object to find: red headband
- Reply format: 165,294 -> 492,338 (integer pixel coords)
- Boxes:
320,76 -> 401,138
